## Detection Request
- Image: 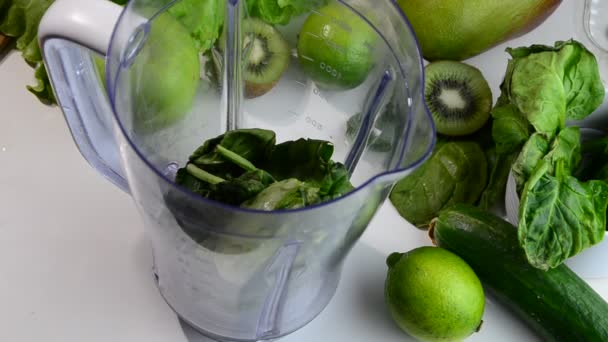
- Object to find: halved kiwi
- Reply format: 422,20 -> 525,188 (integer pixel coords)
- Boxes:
219,18 -> 290,98
424,61 -> 492,136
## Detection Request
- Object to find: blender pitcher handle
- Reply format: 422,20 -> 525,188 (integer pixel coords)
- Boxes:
38,0 -> 130,192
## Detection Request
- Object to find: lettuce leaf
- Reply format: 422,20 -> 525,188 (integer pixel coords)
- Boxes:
0,0 -> 125,105
246,0 -> 329,25
0,0 -> 54,103
167,0 -> 224,53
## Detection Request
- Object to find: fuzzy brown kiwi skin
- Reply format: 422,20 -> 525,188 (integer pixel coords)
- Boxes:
245,54 -> 289,98
246,79 -> 279,98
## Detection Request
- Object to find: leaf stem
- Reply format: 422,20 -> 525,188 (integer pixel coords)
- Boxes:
216,145 -> 257,172
186,164 -> 225,185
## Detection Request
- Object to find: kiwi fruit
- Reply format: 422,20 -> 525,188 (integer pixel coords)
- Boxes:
424,61 -> 492,136
218,18 -> 290,98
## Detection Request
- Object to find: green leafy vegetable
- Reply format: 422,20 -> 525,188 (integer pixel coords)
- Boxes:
174,128 -> 353,210
241,178 -> 321,210
0,0 -> 126,104
246,0 -> 329,25
189,128 -> 276,178
262,138 -> 334,184
477,101 -> 530,212
491,103 -> 531,155
0,0 -> 54,103
503,40 -> 605,137
318,161 -> 354,200
477,152 -> 517,212
518,159 -> 608,270
167,0 -> 224,53
389,140 -> 488,228
542,126 -> 582,175
210,169 -> 275,205
512,133 -> 550,194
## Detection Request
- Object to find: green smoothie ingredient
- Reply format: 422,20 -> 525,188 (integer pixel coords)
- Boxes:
424,61 -> 493,136
0,0 -> 128,104
430,204 -> 608,341
129,11 -> 201,133
174,128 -> 354,210
384,246 -> 485,342
488,39 -> 607,270
216,18 -> 290,98
389,140 -> 488,228
395,0 -> 562,61
296,2 -> 378,90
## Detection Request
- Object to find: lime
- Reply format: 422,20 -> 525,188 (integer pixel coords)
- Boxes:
296,3 -> 377,90
384,246 -> 485,341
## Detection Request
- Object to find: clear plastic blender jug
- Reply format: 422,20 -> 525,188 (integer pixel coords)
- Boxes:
38,0 -> 435,340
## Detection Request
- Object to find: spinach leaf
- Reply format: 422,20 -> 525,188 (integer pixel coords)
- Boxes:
512,127 -> 582,195
175,128 -> 354,210
512,133 -> 551,194
477,100 -> 530,212
477,151 -> 518,213
175,166 -> 214,197
518,159 -> 608,270
389,141 -> 488,228
209,169 -> 276,205
189,128 -> 276,177
491,103 -> 531,155
542,126 -> 582,174
241,179 -> 321,210
262,138 -> 334,184
318,161 -> 355,200
504,40 -> 605,137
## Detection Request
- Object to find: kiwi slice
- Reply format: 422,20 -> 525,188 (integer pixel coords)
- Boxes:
424,61 -> 492,136
218,18 -> 290,98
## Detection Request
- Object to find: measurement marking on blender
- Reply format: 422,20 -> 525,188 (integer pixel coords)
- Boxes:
310,9 -> 323,16
323,39 -> 346,53
333,19 -> 352,32
304,32 -> 321,39
312,88 -> 325,99
295,80 -> 307,87
288,110 -> 299,117
305,116 -> 323,131
300,55 -> 315,62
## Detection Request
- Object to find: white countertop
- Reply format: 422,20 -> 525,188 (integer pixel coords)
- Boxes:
1,1 -> 608,341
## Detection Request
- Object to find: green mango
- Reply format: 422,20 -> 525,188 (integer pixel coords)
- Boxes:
396,0 -> 562,61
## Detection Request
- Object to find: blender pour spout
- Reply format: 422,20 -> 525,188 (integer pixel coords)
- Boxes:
344,70 -> 393,174
222,0 -> 246,132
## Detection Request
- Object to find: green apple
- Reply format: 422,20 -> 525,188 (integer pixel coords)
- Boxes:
129,11 -> 200,133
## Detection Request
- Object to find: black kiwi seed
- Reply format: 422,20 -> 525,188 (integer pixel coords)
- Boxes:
424,61 -> 492,137
244,34 -> 272,74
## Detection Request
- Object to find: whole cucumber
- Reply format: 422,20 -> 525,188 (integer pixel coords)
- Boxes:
429,203 -> 608,341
